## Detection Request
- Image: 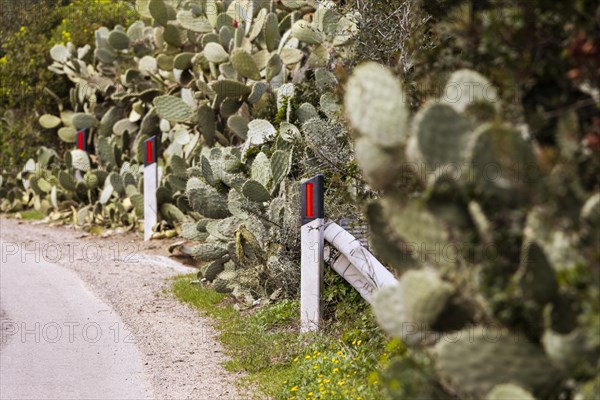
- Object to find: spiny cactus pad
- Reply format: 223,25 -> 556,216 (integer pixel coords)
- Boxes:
191,243 -> 228,262
515,240 -> 558,305
486,384 -> 535,400
186,177 -> 231,218
435,327 -> 563,398
291,20 -> 324,44
414,102 -> 474,170
250,152 -> 271,188
345,62 -> 408,148
39,114 -> 62,129
231,49 -> 261,80
153,95 -> 194,122
270,150 -> 292,187
72,113 -> 99,130
241,179 -> 271,203
382,198 -> 452,268
372,270 -> 453,344
202,261 -> 226,282
443,69 -> 499,114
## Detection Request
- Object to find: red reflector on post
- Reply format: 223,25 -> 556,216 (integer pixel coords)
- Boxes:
146,140 -> 153,164
306,183 -> 314,218
77,132 -> 84,150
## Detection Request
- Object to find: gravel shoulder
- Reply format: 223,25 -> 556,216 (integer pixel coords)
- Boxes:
0,217 -> 245,399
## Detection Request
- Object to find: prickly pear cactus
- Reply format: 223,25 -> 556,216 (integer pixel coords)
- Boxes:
486,384 -> 535,400
346,62 -> 599,400
435,327 -> 563,398
372,269 -> 453,345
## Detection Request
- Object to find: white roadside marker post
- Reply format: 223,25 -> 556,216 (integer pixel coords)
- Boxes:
74,129 -> 88,182
300,174 -> 325,333
143,136 -> 158,241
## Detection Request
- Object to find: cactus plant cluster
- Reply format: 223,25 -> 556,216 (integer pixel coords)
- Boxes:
345,62 -> 600,399
0,0 -> 360,302
168,134 -> 302,302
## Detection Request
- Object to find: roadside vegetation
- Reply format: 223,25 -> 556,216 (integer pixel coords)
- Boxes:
1,1 -> 598,399
172,270 -> 402,400
0,0 -> 137,167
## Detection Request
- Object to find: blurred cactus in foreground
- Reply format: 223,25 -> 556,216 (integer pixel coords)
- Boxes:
345,61 -> 599,399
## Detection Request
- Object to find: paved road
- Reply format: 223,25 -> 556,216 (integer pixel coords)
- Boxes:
0,240 -> 153,399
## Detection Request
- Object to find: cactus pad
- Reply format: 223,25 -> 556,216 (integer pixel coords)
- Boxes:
202,261 -> 226,282
242,179 -> 271,203
39,114 -> 62,129
435,327 -> 563,398
372,269 -> 453,344
345,62 -> 408,148
153,95 -> 194,122
231,49 -> 261,80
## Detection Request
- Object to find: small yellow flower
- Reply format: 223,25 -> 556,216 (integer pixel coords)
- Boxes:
352,340 -> 356,345
308,392 -> 313,397
293,357 -> 298,362
324,379 -> 331,383
357,340 -> 362,346
291,386 -> 298,392
338,380 -> 346,386
333,368 -> 339,373
305,355 -> 311,359
20,26 -> 26,33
